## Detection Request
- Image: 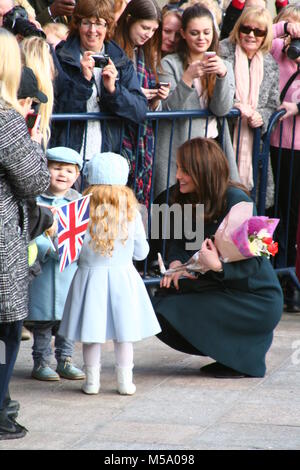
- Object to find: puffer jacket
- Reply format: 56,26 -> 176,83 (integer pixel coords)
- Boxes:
50,36 -> 148,154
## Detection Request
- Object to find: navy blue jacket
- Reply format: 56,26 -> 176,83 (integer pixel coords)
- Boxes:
50,36 -> 148,153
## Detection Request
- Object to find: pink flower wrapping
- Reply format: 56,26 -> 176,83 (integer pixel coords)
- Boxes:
231,216 -> 279,257
214,201 -> 279,262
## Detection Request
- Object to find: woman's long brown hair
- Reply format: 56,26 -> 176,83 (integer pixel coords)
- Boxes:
113,0 -> 162,75
173,137 -> 249,222
178,4 -> 219,100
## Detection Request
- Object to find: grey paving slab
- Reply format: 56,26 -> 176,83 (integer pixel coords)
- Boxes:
0,313 -> 299,450
191,423 -> 300,450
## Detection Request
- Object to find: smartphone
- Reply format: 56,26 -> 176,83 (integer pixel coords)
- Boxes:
204,51 -> 216,57
26,113 -> 40,130
155,82 -> 170,88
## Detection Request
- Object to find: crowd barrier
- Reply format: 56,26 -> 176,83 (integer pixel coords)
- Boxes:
51,109 -> 299,288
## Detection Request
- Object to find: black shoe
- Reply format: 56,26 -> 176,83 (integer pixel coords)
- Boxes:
0,415 -> 27,441
3,398 -> 20,418
200,362 -> 247,378
282,279 -> 300,313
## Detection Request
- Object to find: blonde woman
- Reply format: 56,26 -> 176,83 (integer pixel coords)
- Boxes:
0,27 -> 50,441
43,22 -> 68,48
220,6 -> 280,190
59,152 -> 161,396
161,6 -> 182,56
20,35 -> 54,148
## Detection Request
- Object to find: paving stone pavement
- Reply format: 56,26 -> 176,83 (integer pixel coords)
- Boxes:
1,311 -> 300,450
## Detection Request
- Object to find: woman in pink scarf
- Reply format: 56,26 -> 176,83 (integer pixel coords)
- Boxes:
220,7 -> 280,190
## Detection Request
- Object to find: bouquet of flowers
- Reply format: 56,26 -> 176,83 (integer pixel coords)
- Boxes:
158,201 -> 279,275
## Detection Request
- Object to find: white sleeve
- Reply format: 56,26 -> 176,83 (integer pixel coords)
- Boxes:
133,210 -> 150,261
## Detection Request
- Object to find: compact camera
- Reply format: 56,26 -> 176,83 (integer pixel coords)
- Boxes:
92,54 -> 110,68
287,38 -> 300,60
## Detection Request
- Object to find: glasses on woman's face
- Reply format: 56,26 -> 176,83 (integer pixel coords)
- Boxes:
80,18 -> 107,29
163,5 -> 184,14
239,24 -> 267,37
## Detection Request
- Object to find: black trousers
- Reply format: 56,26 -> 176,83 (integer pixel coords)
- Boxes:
270,146 -> 300,267
0,320 -> 23,411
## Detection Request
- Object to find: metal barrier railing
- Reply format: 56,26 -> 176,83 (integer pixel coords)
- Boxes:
51,109 -> 297,287
260,109 -> 300,290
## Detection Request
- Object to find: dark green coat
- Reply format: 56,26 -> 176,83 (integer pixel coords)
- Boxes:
152,186 -> 283,377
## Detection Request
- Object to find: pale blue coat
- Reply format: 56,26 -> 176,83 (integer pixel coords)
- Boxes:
28,189 -> 80,321
59,210 -> 161,343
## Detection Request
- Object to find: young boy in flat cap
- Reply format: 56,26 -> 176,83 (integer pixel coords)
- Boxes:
27,147 -> 85,381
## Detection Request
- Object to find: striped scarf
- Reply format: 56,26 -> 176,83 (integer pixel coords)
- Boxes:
122,48 -> 156,208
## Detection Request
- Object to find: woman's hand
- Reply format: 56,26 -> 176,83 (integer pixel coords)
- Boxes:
147,84 -> 170,110
80,51 -> 95,81
102,58 -> 119,94
279,101 -> 299,120
30,116 -> 42,145
196,238 -> 223,272
141,87 -> 159,101
182,60 -> 204,87
248,110 -> 263,128
156,83 -> 170,101
160,260 -> 197,290
201,55 -> 227,78
286,22 -> 300,38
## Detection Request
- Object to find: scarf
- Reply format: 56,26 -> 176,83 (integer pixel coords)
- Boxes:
233,44 -> 264,189
122,48 -> 156,208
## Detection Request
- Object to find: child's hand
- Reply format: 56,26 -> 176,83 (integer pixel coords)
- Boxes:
46,218 -> 58,238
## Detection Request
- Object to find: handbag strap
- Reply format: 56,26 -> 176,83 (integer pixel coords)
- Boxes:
280,64 -> 300,102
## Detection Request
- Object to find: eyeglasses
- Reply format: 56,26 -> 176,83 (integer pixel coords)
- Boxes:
163,5 -> 184,15
239,24 -> 267,37
81,19 -> 107,29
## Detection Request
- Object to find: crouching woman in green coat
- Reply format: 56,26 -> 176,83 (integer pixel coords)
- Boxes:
152,137 -> 283,378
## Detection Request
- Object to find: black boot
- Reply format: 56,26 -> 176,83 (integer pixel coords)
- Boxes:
284,281 -> 300,313
0,410 -> 27,441
3,390 -> 20,419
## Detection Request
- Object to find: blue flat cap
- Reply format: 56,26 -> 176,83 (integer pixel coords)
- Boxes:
46,147 -> 83,171
86,152 -> 129,185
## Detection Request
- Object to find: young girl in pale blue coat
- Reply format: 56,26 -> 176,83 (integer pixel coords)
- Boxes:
59,152 -> 161,395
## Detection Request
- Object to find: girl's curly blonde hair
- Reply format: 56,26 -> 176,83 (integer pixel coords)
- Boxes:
83,184 -> 139,257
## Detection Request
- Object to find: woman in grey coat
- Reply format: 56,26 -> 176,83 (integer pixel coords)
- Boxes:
0,29 -> 50,440
154,4 -> 239,198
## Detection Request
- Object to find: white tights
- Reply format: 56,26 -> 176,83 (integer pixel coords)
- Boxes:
82,341 -> 133,368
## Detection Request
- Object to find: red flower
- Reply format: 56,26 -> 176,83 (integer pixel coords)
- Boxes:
262,237 -> 273,245
267,242 -> 278,256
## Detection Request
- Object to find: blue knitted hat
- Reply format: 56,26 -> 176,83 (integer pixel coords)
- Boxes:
86,152 -> 129,185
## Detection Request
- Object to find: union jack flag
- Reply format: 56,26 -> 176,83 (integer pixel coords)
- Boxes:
57,195 -> 90,272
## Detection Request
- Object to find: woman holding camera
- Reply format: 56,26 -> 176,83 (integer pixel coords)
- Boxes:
269,4 -> 300,310
50,0 -> 147,168
0,28 -> 50,440
114,0 -> 170,205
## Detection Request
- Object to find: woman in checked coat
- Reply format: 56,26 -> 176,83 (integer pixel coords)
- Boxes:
0,29 -> 50,440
